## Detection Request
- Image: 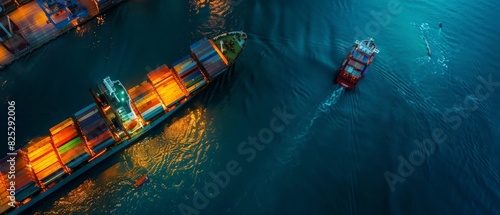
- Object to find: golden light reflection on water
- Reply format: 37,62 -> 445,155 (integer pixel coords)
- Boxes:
75,25 -> 91,37
76,14 -> 107,49
35,179 -> 98,214
124,106 -> 210,177
192,0 -> 233,36
39,105 -> 213,214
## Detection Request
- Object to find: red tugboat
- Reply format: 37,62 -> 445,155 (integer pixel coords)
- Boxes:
335,38 -> 379,89
134,175 -> 148,188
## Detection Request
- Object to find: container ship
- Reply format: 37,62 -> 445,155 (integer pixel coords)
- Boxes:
0,31 -> 247,214
335,38 -> 379,89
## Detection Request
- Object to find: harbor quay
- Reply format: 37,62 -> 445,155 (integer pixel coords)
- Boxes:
0,0 -> 125,67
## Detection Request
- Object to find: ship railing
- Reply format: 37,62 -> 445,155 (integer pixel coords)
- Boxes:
355,39 -> 379,54
213,31 -> 246,40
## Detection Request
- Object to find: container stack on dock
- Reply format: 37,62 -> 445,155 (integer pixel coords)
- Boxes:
190,39 -> 228,79
0,151 -> 40,207
173,56 -> 207,94
128,81 -> 165,122
49,118 -> 91,170
147,65 -> 187,109
75,104 -> 115,153
23,136 -> 66,187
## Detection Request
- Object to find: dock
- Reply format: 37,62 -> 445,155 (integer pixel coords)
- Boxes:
0,0 -> 123,67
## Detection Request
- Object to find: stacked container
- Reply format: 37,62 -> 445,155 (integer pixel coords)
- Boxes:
0,151 -> 41,202
128,81 -> 165,122
23,136 -> 66,187
190,39 -> 227,79
75,104 -> 115,153
348,59 -> 365,71
0,175 -> 10,213
50,118 -> 91,170
353,50 -> 369,63
147,65 -> 187,109
172,55 -> 207,94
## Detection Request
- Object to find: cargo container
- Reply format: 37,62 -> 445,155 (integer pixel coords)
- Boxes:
190,38 -> 230,80
200,53 -> 227,78
173,56 -> 199,78
190,39 -> 213,59
49,118 -> 74,135
128,81 -> 165,122
178,67 -> 207,93
49,119 -> 91,170
0,176 -> 11,213
55,137 -> 90,169
0,151 -> 41,203
147,65 -> 172,85
154,79 -> 186,108
74,104 -> 115,153
87,131 -> 115,152
23,137 -> 66,187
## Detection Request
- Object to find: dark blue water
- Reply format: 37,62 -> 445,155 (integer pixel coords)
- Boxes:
1,0 -> 500,214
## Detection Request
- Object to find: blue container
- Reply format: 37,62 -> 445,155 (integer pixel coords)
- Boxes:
172,55 -> 190,68
185,75 -> 204,88
204,59 -> 225,73
193,41 -> 211,53
190,39 -> 208,50
202,55 -> 220,66
180,61 -> 197,75
188,80 -> 207,93
82,122 -> 106,137
80,114 -> 101,128
133,92 -> 148,102
76,107 -> 98,122
200,50 -> 218,62
183,71 -> 201,82
82,118 -> 104,134
75,103 -> 96,117
133,92 -> 152,104
181,67 -> 199,79
194,43 -> 213,58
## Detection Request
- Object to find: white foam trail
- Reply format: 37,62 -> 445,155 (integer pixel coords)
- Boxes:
275,87 -> 344,165
425,39 -> 431,57
295,87 -> 344,140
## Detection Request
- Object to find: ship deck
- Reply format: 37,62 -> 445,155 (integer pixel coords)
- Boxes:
213,32 -> 246,65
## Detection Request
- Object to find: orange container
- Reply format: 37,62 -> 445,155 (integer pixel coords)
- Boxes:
49,118 -> 74,135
